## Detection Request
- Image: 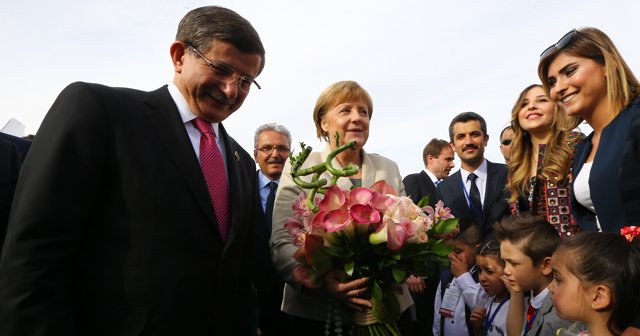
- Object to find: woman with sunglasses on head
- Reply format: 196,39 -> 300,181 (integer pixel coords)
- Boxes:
538,27 -> 640,235
538,27 -> 640,335
506,84 -> 583,239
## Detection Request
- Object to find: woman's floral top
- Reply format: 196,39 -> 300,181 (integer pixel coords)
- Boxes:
511,132 -> 585,239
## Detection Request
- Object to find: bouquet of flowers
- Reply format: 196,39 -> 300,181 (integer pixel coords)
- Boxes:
285,139 -> 458,336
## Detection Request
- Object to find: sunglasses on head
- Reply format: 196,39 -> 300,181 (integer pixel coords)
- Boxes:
501,139 -> 512,146
539,28 -> 607,60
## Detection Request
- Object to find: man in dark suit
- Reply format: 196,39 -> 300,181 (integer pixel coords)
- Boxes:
252,123 -> 292,336
400,138 -> 455,336
0,132 -> 31,163
0,137 -> 21,253
403,138 -> 455,207
0,6 -> 264,336
438,112 -> 510,239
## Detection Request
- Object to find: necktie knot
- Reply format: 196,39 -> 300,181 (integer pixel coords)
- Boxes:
468,173 -> 478,183
268,181 -> 278,192
193,118 -> 216,137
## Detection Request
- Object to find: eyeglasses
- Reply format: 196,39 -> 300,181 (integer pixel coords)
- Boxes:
256,145 -> 290,153
500,139 -> 512,146
539,29 -> 607,60
185,42 -> 261,94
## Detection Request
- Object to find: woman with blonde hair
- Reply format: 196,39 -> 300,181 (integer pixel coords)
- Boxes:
538,27 -> 640,234
270,80 -> 412,335
507,84 -> 583,238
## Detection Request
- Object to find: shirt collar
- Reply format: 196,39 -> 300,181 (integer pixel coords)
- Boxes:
423,168 -> 440,184
531,287 -> 549,309
257,170 -> 279,189
460,159 -> 488,182
168,82 -> 221,135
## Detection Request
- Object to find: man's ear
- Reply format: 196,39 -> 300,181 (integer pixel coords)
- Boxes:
170,41 -> 187,73
590,284 -> 613,311
540,256 -> 553,276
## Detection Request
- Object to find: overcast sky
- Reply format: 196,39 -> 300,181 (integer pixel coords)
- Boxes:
2,1 -> 638,177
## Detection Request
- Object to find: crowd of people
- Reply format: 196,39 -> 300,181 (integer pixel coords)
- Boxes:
0,5 -> 638,336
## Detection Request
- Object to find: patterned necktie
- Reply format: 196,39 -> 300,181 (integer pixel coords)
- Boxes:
467,173 -> 482,215
265,181 -> 278,230
193,118 -> 229,240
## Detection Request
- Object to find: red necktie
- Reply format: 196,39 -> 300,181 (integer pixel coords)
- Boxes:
525,303 -> 537,331
193,118 -> 230,240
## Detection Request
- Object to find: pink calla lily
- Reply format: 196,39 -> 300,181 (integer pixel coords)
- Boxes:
347,187 -> 374,207
323,209 -> 352,232
369,180 -> 398,196
386,219 -> 408,251
350,204 -> 381,224
318,186 -> 345,212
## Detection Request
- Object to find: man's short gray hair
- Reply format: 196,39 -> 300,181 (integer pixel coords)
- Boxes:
253,123 -> 292,148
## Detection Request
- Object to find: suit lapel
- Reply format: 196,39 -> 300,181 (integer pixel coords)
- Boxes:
142,86 -> 220,236
484,161 -> 499,214
218,124 -> 243,248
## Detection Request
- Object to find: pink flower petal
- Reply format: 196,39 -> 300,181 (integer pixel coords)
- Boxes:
369,180 -> 398,196
318,186 -> 345,212
323,209 -> 352,233
348,187 -> 374,207
350,204 -> 381,224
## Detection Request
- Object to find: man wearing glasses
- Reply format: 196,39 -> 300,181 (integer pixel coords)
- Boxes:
0,6 -> 264,336
252,123 -> 292,336
499,126 -> 514,164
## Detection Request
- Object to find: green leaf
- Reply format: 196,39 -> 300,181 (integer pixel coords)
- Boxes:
416,195 -> 430,208
371,280 -> 383,302
435,218 -> 459,234
431,241 -> 454,256
392,267 -> 406,283
344,261 -> 355,277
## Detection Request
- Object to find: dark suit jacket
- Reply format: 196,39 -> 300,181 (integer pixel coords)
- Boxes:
571,96 -> 640,231
0,82 -> 259,335
0,137 -> 21,253
403,170 -> 439,207
437,160 -> 510,238
0,132 -> 31,163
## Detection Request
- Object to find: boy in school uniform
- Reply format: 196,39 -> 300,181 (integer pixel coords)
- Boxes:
433,219 -> 482,336
493,214 -> 572,336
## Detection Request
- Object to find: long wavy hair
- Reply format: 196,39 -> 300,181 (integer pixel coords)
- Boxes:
538,27 -> 640,120
507,84 -> 581,203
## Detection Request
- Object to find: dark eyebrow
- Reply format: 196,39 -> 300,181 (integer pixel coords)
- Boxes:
558,62 -> 579,75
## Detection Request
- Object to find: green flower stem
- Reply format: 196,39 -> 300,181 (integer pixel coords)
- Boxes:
290,134 -> 360,213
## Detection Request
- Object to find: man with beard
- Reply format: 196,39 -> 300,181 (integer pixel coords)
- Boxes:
438,112 -> 510,239
252,123 -> 292,336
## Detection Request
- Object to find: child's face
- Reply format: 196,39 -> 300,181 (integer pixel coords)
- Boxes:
500,239 -> 549,293
549,251 -> 590,321
450,239 -> 477,270
477,255 -> 507,297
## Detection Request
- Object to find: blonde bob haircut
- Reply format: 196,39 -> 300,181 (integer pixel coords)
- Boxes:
313,80 -> 373,142
538,27 -> 640,118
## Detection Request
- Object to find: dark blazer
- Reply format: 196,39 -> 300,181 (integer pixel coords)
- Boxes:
437,160 -> 510,238
0,132 -> 31,163
0,82 -> 259,335
571,97 -> 640,231
253,175 -> 289,336
0,137 -> 21,253
403,170 -> 439,207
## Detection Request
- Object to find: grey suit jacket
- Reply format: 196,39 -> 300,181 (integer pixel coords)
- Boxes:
270,145 -> 411,322
526,292 -> 571,336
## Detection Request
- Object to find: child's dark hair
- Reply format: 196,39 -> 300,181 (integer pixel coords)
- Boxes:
452,218 -> 482,247
493,214 -> 561,265
555,232 -> 640,334
478,239 -> 504,267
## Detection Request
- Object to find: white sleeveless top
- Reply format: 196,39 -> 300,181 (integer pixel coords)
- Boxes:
573,162 -> 601,231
